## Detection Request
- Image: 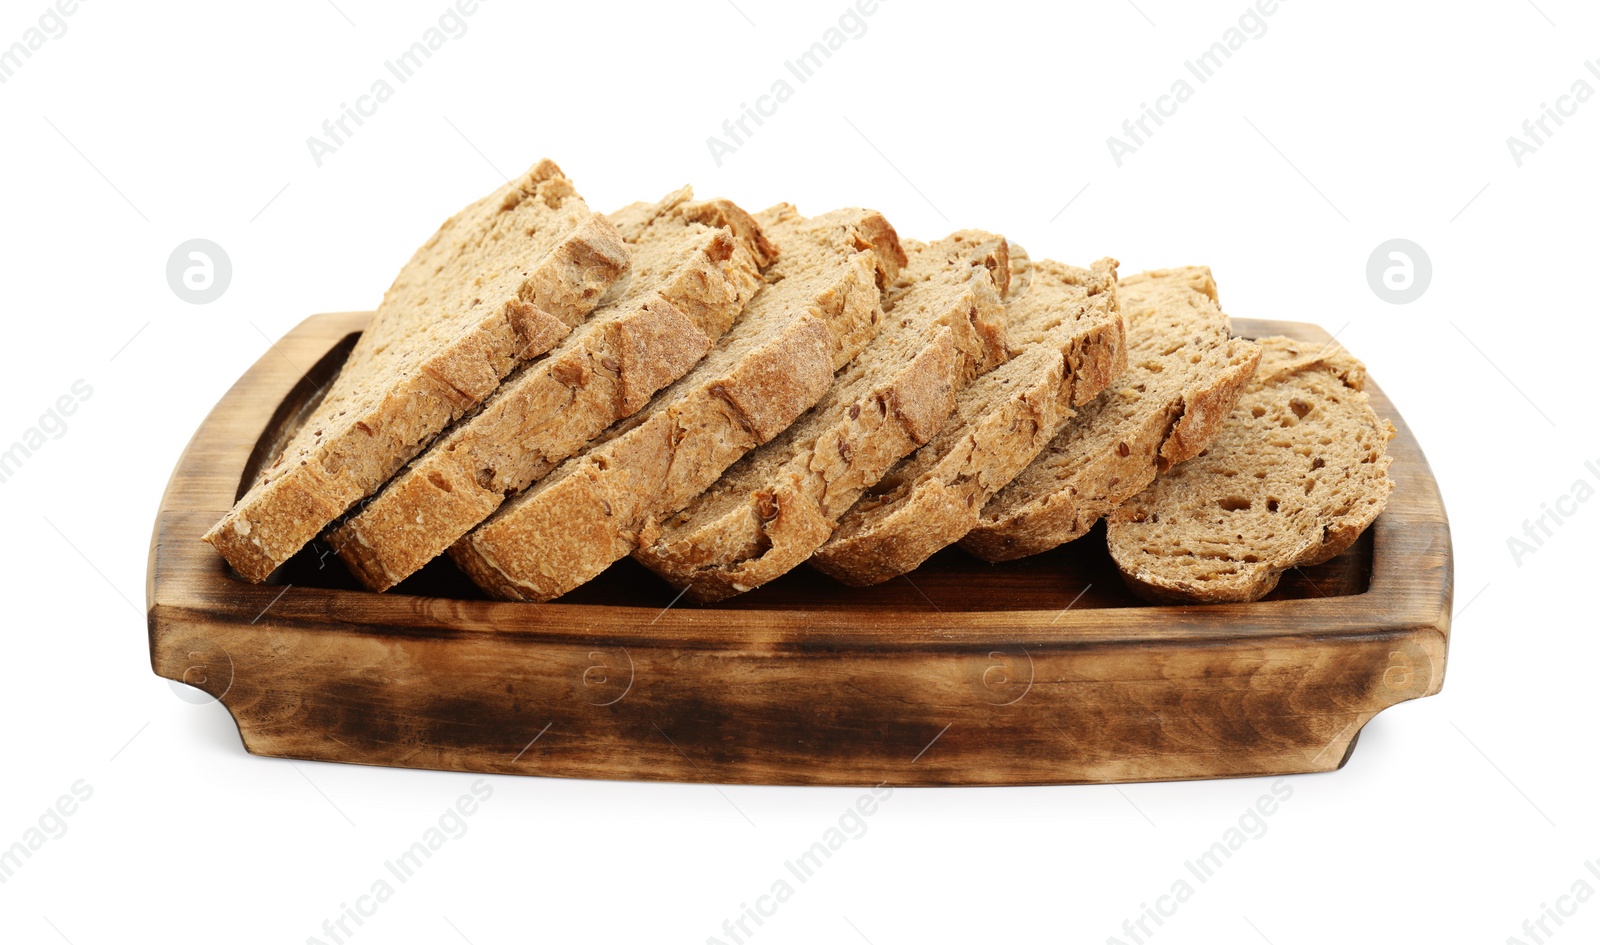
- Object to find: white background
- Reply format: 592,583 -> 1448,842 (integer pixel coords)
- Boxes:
0,0 -> 1595,942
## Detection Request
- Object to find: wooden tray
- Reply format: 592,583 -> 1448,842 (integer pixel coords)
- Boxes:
146,313 -> 1451,785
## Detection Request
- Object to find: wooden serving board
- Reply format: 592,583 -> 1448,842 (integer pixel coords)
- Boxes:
146,313 -> 1451,785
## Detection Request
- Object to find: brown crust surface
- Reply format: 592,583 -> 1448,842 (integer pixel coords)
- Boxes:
450,205 -> 903,602
328,191 -> 768,590
959,267 -> 1261,563
813,257 -> 1125,585
1107,336 -> 1395,603
632,232 -> 1014,602
204,160 -> 630,582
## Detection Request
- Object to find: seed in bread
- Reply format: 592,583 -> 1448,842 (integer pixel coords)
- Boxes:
1106,336 -> 1394,603
959,266 -> 1261,563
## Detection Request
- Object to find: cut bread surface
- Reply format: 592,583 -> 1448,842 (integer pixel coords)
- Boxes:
450,204 -> 906,602
204,160 -> 630,582
813,256 -> 1125,586
960,266 -> 1261,563
328,188 -> 768,591
1107,336 -> 1394,603
632,231 -> 1013,602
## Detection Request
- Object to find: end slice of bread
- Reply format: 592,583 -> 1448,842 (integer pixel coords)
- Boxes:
204,160 -> 631,582
327,189 -> 769,591
449,204 -> 906,602
959,267 -> 1261,563
1106,336 -> 1395,603
631,231 -> 1013,602
812,256 -> 1125,586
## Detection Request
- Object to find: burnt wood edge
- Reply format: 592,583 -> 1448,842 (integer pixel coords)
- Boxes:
146,312 -> 1451,741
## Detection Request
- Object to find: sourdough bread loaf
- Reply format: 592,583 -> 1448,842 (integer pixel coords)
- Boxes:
959,267 -> 1261,562
813,256 -> 1125,585
328,189 -> 769,591
1106,336 -> 1394,603
204,160 -> 630,582
449,204 -> 907,602
631,231 -> 1014,601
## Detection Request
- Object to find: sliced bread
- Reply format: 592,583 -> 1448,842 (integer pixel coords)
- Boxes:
449,204 -> 907,602
204,160 -> 631,582
959,266 -> 1262,562
631,231 -> 1014,602
813,256 -> 1125,586
327,189 -> 770,591
1106,336 -> 1395,603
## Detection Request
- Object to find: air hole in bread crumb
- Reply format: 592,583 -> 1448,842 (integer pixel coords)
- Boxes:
1218,496 -> 1251,511
1266,499 -> 1280,512
428,472 -> 453,493
1310,457 -> 1325,470
1251,406 -> 1266,418
1290,398 -> 1312,419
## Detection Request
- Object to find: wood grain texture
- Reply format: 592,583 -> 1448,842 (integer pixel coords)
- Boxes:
147,312 -> 1451,785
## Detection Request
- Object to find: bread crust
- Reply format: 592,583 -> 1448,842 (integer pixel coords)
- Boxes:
451,315 -> 836,602
813,258 -> 1126,585
960,267 -> 1261,563
1107,336 -> 1395,603
204,161 -> 630,582
632,233 -> 1014,602
451,206 -> 903,602
328,193 -> 768,590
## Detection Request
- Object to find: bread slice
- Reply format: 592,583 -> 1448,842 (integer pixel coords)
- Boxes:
449,204 -> 907,602
813,255 -> 1125,586
204,160 -> 631,582
327,188 -> 769,591
631,231 -> 1014,602
959,267 -> 1262,562
1106,336 -> 1395,603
